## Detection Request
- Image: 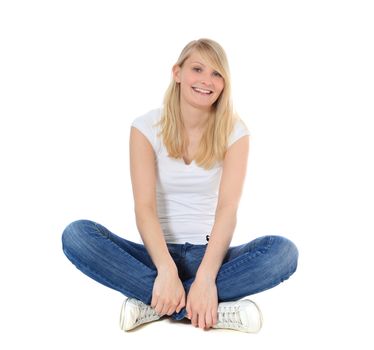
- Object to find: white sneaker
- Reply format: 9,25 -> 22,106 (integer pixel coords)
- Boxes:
213,299 -> 263,333
119,298 -> 161,331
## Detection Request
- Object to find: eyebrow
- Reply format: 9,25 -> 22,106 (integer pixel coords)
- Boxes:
191,61 -> 206,66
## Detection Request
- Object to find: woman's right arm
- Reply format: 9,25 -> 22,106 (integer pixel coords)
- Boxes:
134,208 -> 175,271
130,126 -> 186,316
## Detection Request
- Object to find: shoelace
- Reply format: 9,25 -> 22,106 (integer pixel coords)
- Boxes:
217,305 -> 242,326
137,303 -> 159,322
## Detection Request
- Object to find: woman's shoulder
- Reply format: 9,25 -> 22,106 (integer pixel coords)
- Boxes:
131,107 -> 163,126
228,117 -> 251,148
131,107 -> 163,154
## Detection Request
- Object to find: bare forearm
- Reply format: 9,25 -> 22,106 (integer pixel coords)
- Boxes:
135,207 -> 176,272
196,206 -> 237,281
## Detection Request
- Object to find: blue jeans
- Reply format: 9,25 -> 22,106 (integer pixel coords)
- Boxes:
61,219 -> 298,320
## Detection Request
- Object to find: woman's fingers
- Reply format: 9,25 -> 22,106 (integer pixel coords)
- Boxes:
151,295 -> 163,315
198,312 -> 206,329
205,311 -> 213,329
190,307 -> 217,329
166,300 -> 180,315
161,302 -> 172,316
166,305 -> 175,316
155,302 -> 164,316
191,312 -> 198,327
153,293 -> 186,316
186,301 -> 191,319
176,298 -> 185,314
151,295 -> 158,309
211,308 -> 218,326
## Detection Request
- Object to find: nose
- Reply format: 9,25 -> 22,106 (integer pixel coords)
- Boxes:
200,72 -> 213,86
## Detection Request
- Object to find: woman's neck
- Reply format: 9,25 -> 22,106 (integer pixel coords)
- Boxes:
180,103 -> 211,134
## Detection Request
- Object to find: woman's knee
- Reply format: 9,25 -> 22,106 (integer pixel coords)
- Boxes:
61,219 -> 96,252
269,235 -> 299,276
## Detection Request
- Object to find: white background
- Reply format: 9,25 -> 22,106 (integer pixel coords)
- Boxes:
1,0 -> 373,348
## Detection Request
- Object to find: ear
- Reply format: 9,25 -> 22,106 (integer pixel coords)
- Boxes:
172,64 -> 181,83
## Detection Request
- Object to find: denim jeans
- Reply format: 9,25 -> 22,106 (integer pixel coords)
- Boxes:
61,219 -> 298,320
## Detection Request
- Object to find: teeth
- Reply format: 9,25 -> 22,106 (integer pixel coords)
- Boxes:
193,87 -> 212,94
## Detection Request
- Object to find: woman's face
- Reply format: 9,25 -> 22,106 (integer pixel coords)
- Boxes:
173,51 -> 225,111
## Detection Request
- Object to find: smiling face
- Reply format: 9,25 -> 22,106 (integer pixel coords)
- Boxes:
173,51 -> 225,112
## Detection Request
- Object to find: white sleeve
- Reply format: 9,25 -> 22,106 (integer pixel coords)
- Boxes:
131,113 -> 157,152
228,119 -> 250,148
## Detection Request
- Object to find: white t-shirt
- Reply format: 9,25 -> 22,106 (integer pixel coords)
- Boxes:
131,108 -> 250,244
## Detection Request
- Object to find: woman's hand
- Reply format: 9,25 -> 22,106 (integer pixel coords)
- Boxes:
186,275 -> 218,330
151,265 -> 186,316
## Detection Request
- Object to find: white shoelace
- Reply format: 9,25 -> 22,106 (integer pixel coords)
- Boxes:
136,303 -> 160,323
217,305 -> 243,326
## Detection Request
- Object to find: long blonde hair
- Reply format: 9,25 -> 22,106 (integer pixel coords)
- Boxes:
155,38 -> 240,170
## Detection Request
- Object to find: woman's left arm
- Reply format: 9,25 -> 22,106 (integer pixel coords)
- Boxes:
186,135 -> 250,329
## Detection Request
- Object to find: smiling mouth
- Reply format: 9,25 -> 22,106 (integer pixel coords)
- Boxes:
192,86 -> 213,95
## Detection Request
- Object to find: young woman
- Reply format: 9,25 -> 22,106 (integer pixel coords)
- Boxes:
61,38 -> 298,333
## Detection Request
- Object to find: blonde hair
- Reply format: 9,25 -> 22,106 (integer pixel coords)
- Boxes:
155,38 -> 240,170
